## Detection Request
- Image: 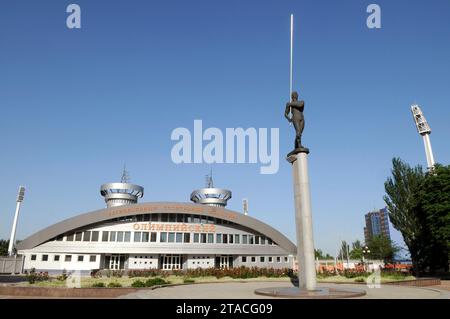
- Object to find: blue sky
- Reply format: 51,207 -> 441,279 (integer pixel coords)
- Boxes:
1,0 -> 449,257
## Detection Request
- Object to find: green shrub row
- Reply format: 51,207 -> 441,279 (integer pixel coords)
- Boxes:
131,278 -> 169,288
127,267 -> 291,279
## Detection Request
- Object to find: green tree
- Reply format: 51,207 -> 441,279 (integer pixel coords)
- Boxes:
337,240 -> 350,261
384,158 -> 450,275
350,240 -> 363,260
367,235 -> 400,262
417,164 -> 450,272
315,249 -> 333,260
384,158 -> 425,274
0,239 -> 9,256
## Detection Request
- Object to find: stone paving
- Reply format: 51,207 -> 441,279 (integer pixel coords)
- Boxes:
119,281 -> 450,299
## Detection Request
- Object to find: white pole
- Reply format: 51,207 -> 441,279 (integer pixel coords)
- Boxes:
8,186 -> 25,257
290,14 -> 294,100
422,134 -> 435,169
8,202 -> 22,256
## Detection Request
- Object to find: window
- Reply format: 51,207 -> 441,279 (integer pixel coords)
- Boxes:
216,234 -> 222,244
66,234 -> 74,241
251,256 -> 256,262
201,216 -> 207,224
242,235 -> 248,244
193,215 -> 200,223
54,255 -> 60,261
168,232 -> 175,243
169,214 -> 176,222
194,233 -> 199,243
268,257 -> 273,262
260,256 -> 265,262
150,232 -> 157,242
268,238 -> 273,245
161,214 -> 168,222
117,231 -> 124,242
65,255 -> 72,262
234,234 -> 240,244
136,214 -> 143,222
42,255 -> 48,262
255,236 -> 260,245
260,236 -> 266,245
176,233 -> 183,243
102,231 -> 109,242
142,232 -> 150,242
223,234 -> 228,244
207,216 -> 214,224
150,214 -> 158,221
201,233 -> 207,244
242,256 -> 247,263
83,231 -> 91,242
90,255 -> 96,262
284,257 -> 288,262
249,236 -> 254,245
184,233 -> 190,243
207,233 -> 214,243
91,231 -> 99,242
56,236 -> 63,241
186,215 -> 192,223
229,234 -> 233,244
78,255 -> 84,262
134,232 -> 142,242
124,231 -> 131,242
31,255 -> 37,261
177,214 -> 183,223
109,231 -> 116,242
75,232 -> 82,241
160,232 -> 167,242
277,257 -> 281,263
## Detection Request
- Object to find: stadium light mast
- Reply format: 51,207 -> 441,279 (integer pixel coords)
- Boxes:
8,186 -> 25,256
411,104 -> 435,170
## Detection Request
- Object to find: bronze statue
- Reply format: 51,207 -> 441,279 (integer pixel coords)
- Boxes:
285,91 -> 306,152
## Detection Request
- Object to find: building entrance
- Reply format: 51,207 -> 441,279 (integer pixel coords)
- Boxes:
104,254 -> 127,270
215,255 -> 233,268
160,254 -> 183,270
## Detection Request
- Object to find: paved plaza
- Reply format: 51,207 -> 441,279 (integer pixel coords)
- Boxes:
119,281 -> 450,299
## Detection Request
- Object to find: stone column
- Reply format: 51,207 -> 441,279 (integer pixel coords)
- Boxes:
288,149 -> 317,290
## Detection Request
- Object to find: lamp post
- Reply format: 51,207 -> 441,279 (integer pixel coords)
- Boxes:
362,246 -> 371,272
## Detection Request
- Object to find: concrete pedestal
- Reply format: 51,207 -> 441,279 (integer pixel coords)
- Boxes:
288,148 -> 317,290
255,148 -> 366,298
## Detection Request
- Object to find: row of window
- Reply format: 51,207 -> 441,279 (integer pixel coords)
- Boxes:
58,231 -> 275,245
242,256 -> 289,263
113,213 -> 236,225
30,254 -> 97,263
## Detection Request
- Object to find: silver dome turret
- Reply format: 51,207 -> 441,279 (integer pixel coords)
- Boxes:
100,166 -> 144,208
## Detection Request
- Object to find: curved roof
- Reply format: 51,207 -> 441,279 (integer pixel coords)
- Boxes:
16,202 -> 296,254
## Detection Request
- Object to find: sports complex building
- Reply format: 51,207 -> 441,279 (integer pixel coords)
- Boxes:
16,174 -> 296,272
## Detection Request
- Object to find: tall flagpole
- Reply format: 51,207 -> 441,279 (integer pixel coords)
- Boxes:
290,14 -> 294,101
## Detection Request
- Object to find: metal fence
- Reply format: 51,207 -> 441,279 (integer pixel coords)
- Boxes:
0,256 -> 24,274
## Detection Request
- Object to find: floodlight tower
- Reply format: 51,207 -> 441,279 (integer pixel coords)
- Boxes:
190,171 -> 232,208
100,166 -> 144,208
411,104 -> 435,169
8,186 -> 25,256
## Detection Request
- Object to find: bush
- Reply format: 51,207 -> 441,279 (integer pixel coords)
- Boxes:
354,278 -> 365,283
91,282 -> 106,288
145,277 -> 168,287
131,280 -> 146,288
57,269 -> 68,281
90,269 -> 102,278
25,268 -> 49,284
107,281 -> 122,288
183,278 -> 195,284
